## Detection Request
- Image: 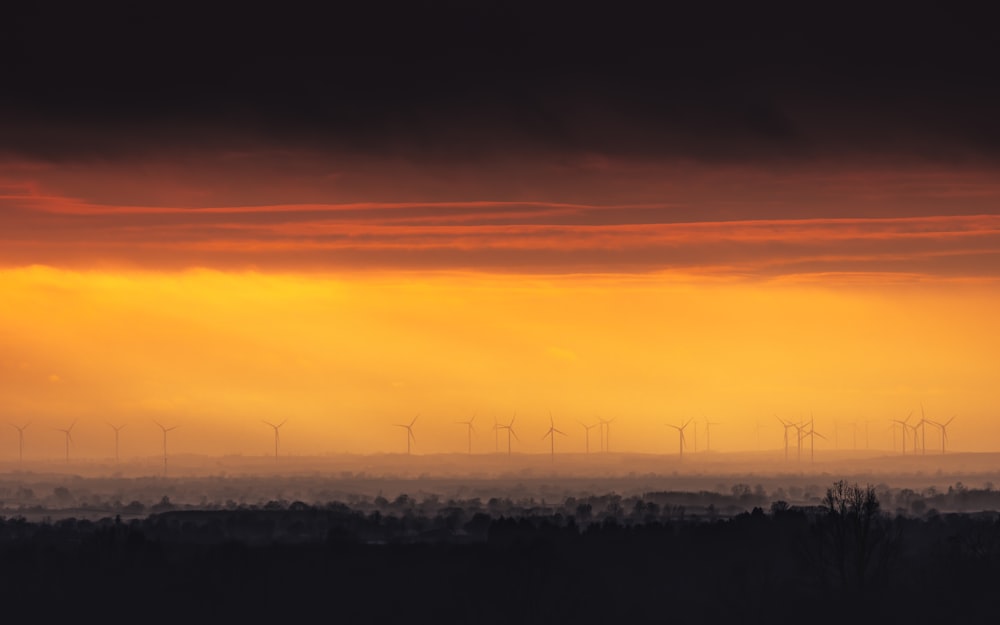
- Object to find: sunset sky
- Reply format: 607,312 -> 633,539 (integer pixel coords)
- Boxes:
1,5 -> 998,459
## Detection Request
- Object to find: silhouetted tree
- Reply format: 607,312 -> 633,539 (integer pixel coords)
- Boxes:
819,481 -> 899,599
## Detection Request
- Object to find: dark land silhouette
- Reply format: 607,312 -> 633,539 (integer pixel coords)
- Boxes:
0,479 -> 998,623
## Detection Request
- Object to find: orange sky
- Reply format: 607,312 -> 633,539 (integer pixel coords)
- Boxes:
1,155 -> 999,459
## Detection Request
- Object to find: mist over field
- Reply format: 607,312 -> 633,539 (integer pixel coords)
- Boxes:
3,451 -> 1000,521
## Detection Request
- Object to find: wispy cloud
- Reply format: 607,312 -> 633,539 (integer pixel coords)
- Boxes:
3,172 -> 1000,280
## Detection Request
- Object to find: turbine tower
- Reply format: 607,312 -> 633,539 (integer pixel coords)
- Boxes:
153,421 -> 178,477
892,412 -> 912,455
10,421 -> 30,464
394,415 -> 418,455
754,421 -> 769,452
790,420 -> 805,462
598,417 -> 617,453
492,415 -> 503,453
108,423 -> 126,464
578,421 -> 597,454
55,420 -> 76,463
928,416 -> 955,453
800,419 -> 827,463
776,416 -> 795,461
665,419 -> 692,460
497,415 -> 519,455
263,420 -> 286,459
542,412 -> 566,461
456,414 -> 476,454
704,417 -> 721,453
918,404 -> 931,455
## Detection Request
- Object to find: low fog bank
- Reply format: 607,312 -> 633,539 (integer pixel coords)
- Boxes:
1,456 -> 999,522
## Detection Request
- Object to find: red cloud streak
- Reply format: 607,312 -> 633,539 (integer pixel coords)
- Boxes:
3,175 -> 1000,279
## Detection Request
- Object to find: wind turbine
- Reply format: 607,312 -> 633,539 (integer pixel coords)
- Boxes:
542,412 -> 566,461
10,421 -> 30,464
498,415 -> 519,455
917,404 -> 932,455
456,414 -> 476,454
800,419 -> 827,463
704,417 -> 721,453
492,415 -> 500,453
394,415 -> 418,455
776,416 -> 795,461
928,416 -> 955,454
153,421 -> 178,477
790,420 -> 806,462
263,420 -> 286,459
891,412 -> 912,455
578,420 -> 598,454
108,423 -> 126,464
598,417 -> 617,453
754,421 -> 769,452
665,419 -> 692,460
908,421 -> 923,456
55,420 -> 76,463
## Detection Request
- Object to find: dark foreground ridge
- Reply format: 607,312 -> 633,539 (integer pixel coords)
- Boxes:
0,481 -> 997,624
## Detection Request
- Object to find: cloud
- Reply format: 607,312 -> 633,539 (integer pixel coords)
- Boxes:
1,5 -> 999,165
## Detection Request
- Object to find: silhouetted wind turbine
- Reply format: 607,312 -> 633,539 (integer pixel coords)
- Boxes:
394,415 -> 418,455
801,419 -> 827,463
666,419 -> 692,460
10,421 -> 30,464
55,420 -> 76,463
917,404 -> 932,455
891,412 -> 912,455
498,415 -> 519,455
153,421 -> 178,477
598,417 -> 617,453
542,412 -> 566,461
457,414 -> 476,454
754,421 -> 769,451
492,415 -> 500,453
790,420 -> 806,462
929,416 -> 955,453
776,416 -> 795,461
908,421 -> 923,456
704,417 -> 721,452
108,423 -> 125,464
263,420 -> 286,459
578,421 -> 597,454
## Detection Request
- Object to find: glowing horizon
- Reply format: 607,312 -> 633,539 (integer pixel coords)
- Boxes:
2,262 -> 997,459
